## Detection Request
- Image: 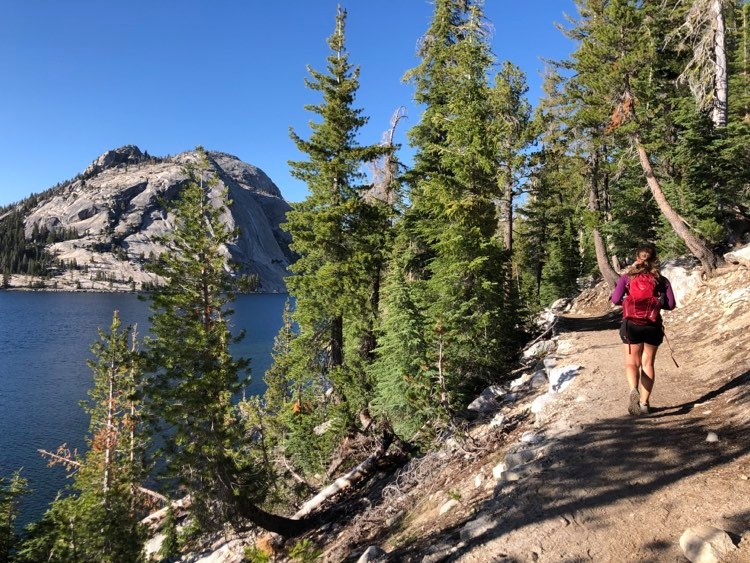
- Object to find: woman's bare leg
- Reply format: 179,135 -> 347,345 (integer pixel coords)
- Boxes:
624,343 -> 644,390
640,343 -> 659,405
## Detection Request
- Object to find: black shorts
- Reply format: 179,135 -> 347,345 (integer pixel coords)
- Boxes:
620,320 -> 664,346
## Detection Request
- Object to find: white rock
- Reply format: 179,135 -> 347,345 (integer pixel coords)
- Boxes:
502,460 -> 543,482
523,339 -> 556,359
679,525 -> 736,563
489,413 -> 506,428
531,394 -> 552,414
548,365 -> 581,393
190,539 -> 246,563
357,545 -> 387,563
550,298 -> 569,311
535,310 -> 556,328
520,431 -> 542,444
439,499 -> 460,515
530,370 -> 548,388
144,533 -> 165,560
467,385 -> 504,412
724,244 -> 750,268
509,372 -> 532,388
543,356 -> 557,369
460,514 -> 494,542
504,444 -> 549,469
492,462 -> 506,480
474,474 -> 483,488
662,263 -> 702,306
706,432 -> 719,443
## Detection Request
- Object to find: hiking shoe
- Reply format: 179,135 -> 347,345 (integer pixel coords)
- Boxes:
628,388 -> 641,416
640,402 -> 650,415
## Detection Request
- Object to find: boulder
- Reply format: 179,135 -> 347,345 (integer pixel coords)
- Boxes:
548,365 -> 581,393
467,385 -> 505,413
679,525 -> 737,563
460,514 -> 495,542
356,545 -> 387,563
662,262 -> 702,306
523,339 -> 556,359
439,499 -> 460,515
724,244 -> 750,268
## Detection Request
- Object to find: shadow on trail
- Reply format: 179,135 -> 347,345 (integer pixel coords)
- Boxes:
558,312 -> 621,333
650,369 -> 750,420
388,386 -> 750,561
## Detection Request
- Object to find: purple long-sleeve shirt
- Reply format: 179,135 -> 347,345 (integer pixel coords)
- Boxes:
610,273 -> 676,310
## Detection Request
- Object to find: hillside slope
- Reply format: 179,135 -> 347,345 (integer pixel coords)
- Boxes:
152,253 -> 750,563
277,257 -> 750,563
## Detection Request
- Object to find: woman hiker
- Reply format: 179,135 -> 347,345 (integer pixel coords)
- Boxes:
610,244 -> 676,416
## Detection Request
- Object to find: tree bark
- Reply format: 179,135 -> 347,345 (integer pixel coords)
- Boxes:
500,168 -> 513,253
330,315 -> 344,368
711,0 -> 728,128
633,133 -> 724,275
588,152 -> 619,289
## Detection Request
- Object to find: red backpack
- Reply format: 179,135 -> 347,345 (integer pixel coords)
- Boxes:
622,273 -> 661,323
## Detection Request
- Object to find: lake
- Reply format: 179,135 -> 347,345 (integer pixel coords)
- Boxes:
0,291 -> 287,528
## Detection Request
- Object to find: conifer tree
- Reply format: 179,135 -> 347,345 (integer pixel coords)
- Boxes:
566,0 -> 724,273
373,0 -> 522,436
143,149 -> 312,537
489,61 -> 532,255
143,148 -> 265,530
282,5 -> 389,457
0,470 -> 27,563
16,312 -> 146,562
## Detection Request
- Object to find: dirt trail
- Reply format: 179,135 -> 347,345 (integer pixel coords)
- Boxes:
448,312 -> 750,562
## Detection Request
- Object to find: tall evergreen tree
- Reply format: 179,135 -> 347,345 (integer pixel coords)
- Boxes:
564,0 -> 724,273
372,0 -> 522,437
282,5 -> 389,458
143,149 -> 263,530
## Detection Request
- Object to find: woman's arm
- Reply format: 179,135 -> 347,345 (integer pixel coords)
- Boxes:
610,274 -> 628,305
661,277 -> 676,310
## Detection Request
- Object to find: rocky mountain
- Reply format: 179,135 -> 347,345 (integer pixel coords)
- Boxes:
6,145 -> 293,292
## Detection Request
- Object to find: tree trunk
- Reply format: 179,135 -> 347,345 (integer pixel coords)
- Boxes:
633,134 -> 724,275
500,170 -> 513,253
588,152 -> 619,289
239,431 -> 393,538
711,0 -> 728,128
330,315 -> 343,368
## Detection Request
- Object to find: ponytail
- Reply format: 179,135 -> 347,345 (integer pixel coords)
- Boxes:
627,244 -> 661,279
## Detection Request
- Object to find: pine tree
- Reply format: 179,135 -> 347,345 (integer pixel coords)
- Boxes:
373,0 -> 522,435
16,312 -> 146,562
0,470 -> 27,563
143,148 -> 263,530
489,61 -> 532,255
282,5 -> 390,459
566,0 -> 724,273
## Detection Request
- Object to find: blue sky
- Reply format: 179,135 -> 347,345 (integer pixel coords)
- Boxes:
0,1 -> 577,207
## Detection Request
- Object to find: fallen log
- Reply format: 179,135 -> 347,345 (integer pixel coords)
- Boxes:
139,496 -> 192,531
293,431 -> 393,519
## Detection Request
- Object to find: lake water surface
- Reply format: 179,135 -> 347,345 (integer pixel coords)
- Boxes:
0,291 -> 286,527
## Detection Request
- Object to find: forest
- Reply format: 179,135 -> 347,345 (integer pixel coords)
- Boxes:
1,0 -> 748,561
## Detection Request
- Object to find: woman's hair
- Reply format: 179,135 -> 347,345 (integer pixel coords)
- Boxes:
627,244 -> 661,279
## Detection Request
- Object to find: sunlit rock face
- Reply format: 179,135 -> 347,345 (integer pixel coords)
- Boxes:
22,146 -> 293,292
